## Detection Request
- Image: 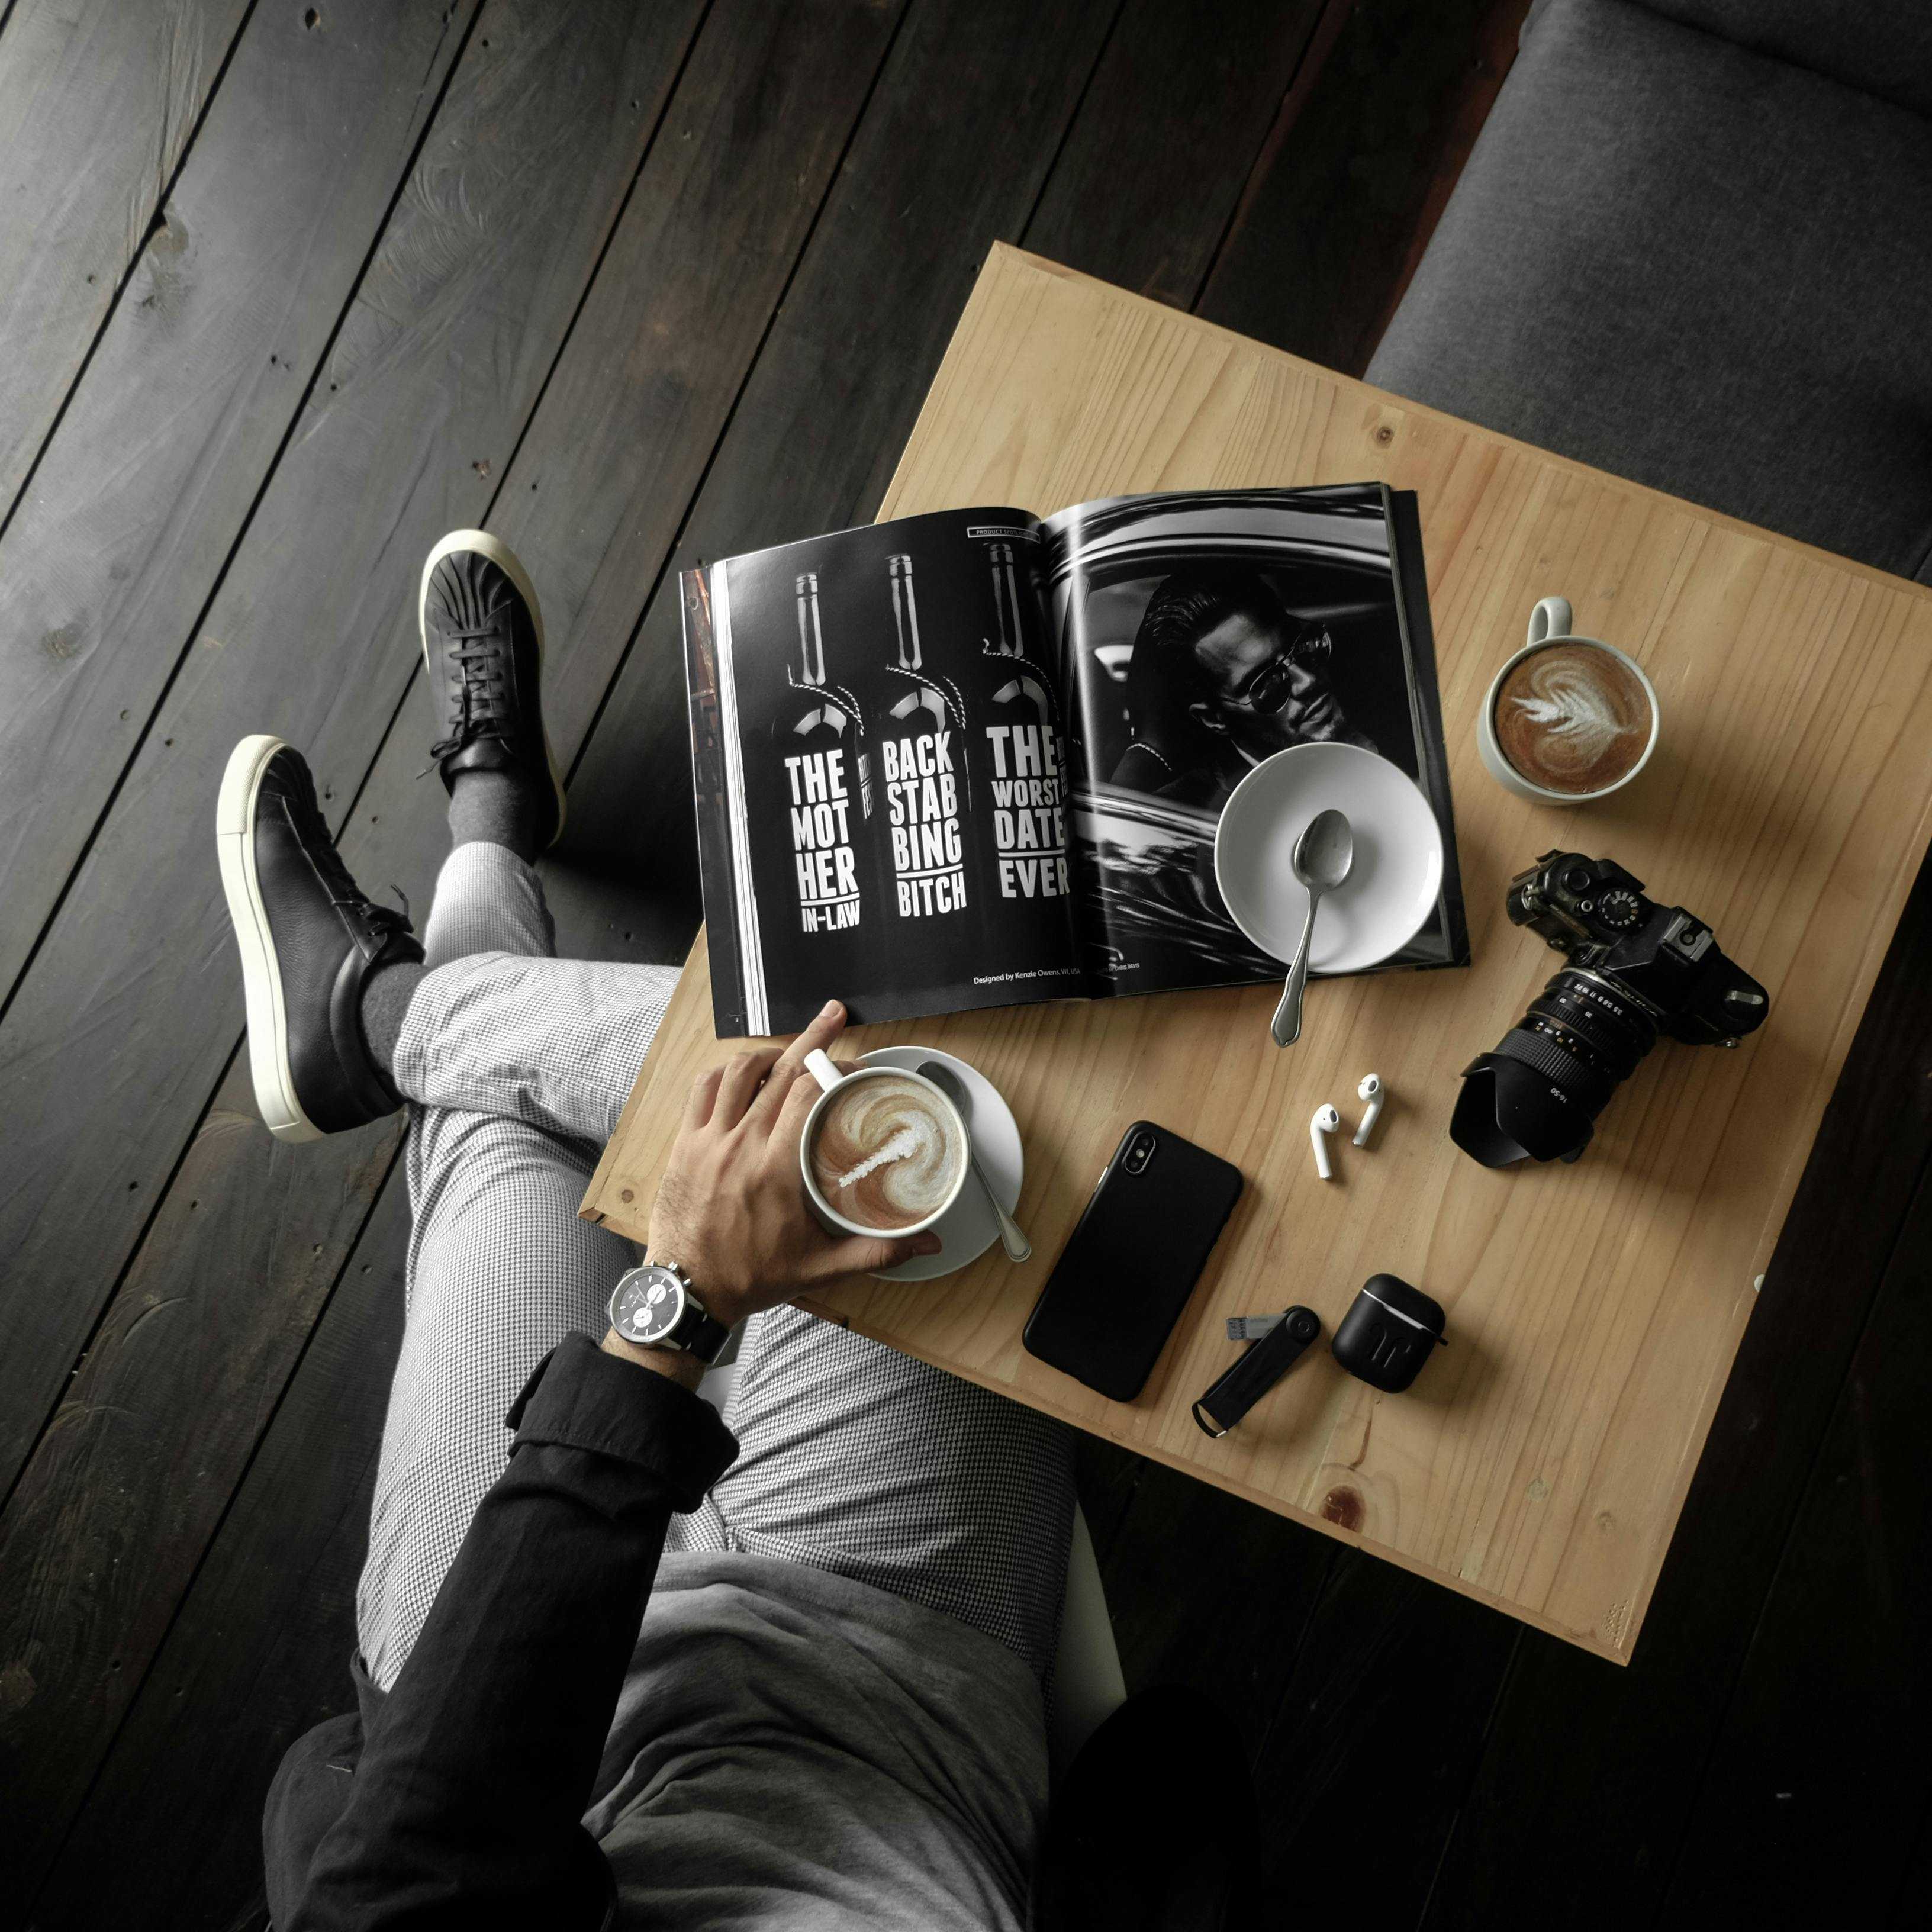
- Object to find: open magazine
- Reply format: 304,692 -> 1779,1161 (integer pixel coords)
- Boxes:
683,484 -> 1467,1038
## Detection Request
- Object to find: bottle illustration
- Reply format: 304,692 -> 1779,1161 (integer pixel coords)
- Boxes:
985,539 -> 1025,658
778,571 -> 870,933
877,553 -> 969,922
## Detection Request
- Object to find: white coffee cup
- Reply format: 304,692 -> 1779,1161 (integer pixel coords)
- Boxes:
798,1049 -> 969,1239
1477,597 -> 1660,805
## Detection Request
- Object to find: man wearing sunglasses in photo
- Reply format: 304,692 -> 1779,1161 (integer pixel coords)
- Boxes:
1108,566 -> 1375,809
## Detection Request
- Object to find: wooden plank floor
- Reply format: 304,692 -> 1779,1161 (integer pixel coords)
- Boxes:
3,2 -> 1923,1926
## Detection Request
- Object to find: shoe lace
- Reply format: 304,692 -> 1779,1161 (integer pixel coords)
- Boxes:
297,792 -> 416,939
428,622 -> 510,763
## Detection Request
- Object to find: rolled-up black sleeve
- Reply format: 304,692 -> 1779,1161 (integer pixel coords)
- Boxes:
273,1334 -> 738,1931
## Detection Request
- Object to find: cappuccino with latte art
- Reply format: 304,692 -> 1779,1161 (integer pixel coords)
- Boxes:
806,1071 -> 967,1232
1478,599 -> 1659,805
1494,643 -> 1653,796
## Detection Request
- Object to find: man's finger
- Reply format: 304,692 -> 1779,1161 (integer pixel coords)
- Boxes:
813,1229 -> 944,1283
774,1051 -> 869,1161
772,1055 -> 831,1149
712,1046 -> 783,1130
744,999 -> 846,1135
684,1064 -> 724,1131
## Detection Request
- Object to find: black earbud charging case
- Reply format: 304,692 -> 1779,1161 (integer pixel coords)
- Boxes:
1332,1274 -> 1447,1392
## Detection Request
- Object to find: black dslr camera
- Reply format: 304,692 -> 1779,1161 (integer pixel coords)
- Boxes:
1450,852 -> 1770,1167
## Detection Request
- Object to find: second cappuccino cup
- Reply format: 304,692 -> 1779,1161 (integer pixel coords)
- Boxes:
798,1050 -> 968,1238
1478,595 -> 1659,806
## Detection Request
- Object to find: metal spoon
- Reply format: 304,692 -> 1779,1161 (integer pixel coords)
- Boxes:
918,1060 -> 1031,1263
1271,807 -> 1355,1048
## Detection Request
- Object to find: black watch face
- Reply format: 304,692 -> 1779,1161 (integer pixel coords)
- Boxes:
613,1267 -> 686,1345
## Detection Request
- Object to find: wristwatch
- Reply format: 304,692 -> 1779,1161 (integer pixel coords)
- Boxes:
606,1261 -> 729,1363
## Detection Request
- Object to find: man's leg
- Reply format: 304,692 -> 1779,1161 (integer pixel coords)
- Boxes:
677,1308 -> 1077,1683
252,531 -> 649,1907
351,521 -> 711,1685
353,1125 -> 631,1687
371,846 -> 679,1148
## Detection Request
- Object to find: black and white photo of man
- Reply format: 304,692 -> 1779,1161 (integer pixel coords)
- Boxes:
1035,482 -> 1462,991
1109,566 -> 1376,810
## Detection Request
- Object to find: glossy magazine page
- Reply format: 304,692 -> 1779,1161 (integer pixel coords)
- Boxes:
683,507 -> 1088,1037
1042,483 -> 1467,996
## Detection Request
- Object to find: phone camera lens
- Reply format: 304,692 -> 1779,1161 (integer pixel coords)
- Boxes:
1123,1132 -> 1156,1174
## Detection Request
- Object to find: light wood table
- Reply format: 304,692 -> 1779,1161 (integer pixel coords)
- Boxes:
586,244 -> 1932,1663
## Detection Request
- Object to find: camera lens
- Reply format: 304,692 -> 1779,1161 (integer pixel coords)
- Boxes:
1525,974 -> 1656,1080
1451,970 -> 1661,1166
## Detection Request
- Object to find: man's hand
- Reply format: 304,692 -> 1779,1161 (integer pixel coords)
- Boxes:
640,1000 -> 941,1331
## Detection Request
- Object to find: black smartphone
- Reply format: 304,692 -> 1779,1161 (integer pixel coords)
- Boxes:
1022,1121 -> 1244,1402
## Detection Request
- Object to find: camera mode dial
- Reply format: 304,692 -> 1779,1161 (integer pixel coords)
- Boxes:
1595,887 -> 1643,930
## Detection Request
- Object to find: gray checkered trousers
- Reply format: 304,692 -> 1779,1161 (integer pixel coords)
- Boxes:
355,841 -> 1075,1693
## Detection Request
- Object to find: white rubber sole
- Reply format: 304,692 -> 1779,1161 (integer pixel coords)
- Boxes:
215,734 -> 324,1143
418,527 -> 568,845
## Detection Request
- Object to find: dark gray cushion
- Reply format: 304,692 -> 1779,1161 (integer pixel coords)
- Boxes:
1631,0 -> 1932,121
1367,0 -> 1932,582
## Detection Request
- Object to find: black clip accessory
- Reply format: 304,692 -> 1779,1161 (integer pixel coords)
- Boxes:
1226,1313 -> 1290,1341
1193,1306 -> 1321,1437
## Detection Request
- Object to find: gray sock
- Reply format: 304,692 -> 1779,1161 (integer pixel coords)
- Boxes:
449,767 -> 540,863
360,961 -> 427,1083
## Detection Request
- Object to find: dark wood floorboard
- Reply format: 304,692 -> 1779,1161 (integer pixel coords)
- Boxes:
0,0 -> 252,520
0,0 -> 476,1002
1090,1459 -> 1336,1760
2,0 -> 711,1911
4,1 -> 1920,1926
0,1064 -> 405,1904
1199,0 -> 1535,376
0,0 -> 490,1494
1020,0 -> 1325,307
0,0 -> 693,1516
28,1180 -> 415,1932
1886,1788 -> 1932,1928
1654,1161 -> 1932,1925
1248,1559 -> 1520,1925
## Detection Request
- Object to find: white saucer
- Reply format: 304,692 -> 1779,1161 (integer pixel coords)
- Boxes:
858,1046 -> 1023,1281
1213,742 -> 1444,971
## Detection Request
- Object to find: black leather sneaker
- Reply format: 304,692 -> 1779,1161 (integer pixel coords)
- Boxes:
215,736 -> 423,1142
420,529 -> 565,848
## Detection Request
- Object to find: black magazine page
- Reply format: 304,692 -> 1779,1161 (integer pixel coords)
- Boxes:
684,507 -> 1086,1037
1042,484 -> 1467,999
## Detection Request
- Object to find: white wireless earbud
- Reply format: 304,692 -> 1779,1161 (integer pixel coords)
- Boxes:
1353,1073 -> 1384,1148
1310,1105 -> 1341,1181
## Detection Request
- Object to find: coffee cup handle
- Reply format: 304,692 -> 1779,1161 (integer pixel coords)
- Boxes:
803,1048 -> 844,1095
1528,596 -> 1573,648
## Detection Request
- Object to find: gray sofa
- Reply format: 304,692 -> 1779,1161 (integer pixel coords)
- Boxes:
1367,0 -> 1932,585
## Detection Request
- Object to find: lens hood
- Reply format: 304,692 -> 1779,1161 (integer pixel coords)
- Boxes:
1450,1051 -> 1595,1166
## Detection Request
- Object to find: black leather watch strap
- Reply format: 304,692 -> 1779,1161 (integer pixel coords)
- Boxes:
1192,1306 -> 1321,1437
675,1302 -> 730,1364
